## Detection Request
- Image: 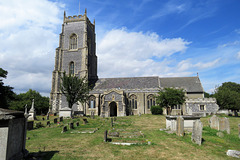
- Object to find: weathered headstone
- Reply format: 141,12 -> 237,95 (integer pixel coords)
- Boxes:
69,122 -> 74,129
27,121 -> 34,130
54,118 -> 58,124
91,111 -> 95,119
46,114 -> 49,120
191,119 -> 203,145
219,117 -> 230,134
104,130 -> 108,142
59,116 -> 63,122
83,118 -> 88,124
209,115 -> 219,130
62,126 -> 67,133
176,116 -> 184,136
226,150 -> 240,158
108,131 -> 119,137
47,121 -> 50,126
238,124 -> 240,139
233,110 -> 238,117
42,117 -> 45,121
76,122 -> 79,126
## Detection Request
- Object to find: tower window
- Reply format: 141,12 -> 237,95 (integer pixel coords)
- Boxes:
69,62 -> 74,75
89,96 -> 96,108
70,34 -> 77,50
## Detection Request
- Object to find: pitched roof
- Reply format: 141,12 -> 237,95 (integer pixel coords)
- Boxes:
94,76 -> 160,90
159,77 -> 203,92
93,76 -> 204,92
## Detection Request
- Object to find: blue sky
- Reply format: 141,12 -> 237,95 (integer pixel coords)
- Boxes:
0,0 -> 240,96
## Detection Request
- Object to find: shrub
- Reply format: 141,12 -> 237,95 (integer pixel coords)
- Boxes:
151,105 -> 163,115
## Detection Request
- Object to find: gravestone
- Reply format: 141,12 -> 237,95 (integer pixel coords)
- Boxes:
114,117 -> 117,121
233,110 -> 238,117
54,118 -> 58,124
238,124 -> 240,139
47,121 -> 50,126
59,116 -> 63,122
104,130 -> 108,142
27,121 -> 34,130
219,117 -> 230,134
111,118 -> 113,127
209,115 -> 219,130
83,118 -> 88,124
28,99 -> 37,120
69,122 -> 74,129
108,131 -> 120,137
176,116 -> 184,136
191,119 -> 203,145
91,111 -> 95,119
0,108 -> 28,159
42,117 -> 45,121
76,122 -> 79,126
62,126 -> 67,133
46,114 -> 49,120
226,150 -> 240,158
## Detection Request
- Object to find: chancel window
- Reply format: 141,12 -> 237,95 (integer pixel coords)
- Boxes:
147,94 -> 155,109
129,95 -> 137,109
89,96 -> 96,108
70,34 -> 77,50
69,62 -> 74,75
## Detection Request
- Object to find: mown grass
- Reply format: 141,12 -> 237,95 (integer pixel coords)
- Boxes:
26,114 -> 240,160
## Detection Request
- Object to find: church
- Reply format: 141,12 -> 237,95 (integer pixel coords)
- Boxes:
49,10 -> 219,117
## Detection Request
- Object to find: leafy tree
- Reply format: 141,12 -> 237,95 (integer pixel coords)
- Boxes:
9,89 -> 49,115
156,88 -> 186,110
213,82 -> 240,110
60,73 -> 90,108
204,92 -> 213,98
0,68 -> 15,109
150,105 -> 163,115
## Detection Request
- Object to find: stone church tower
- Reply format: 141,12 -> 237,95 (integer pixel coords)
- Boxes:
49,10 -> 98,113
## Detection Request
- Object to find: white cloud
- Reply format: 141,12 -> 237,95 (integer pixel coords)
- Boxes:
97,28 -> 191,78
0,0 -> 64,96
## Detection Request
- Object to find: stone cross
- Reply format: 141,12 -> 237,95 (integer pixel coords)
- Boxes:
176,116 -> 184,136
191,119 -> 203,145
104,130 -> 108,142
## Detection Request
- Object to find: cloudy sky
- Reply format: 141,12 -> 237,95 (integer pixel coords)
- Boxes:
0,0 -> 240,96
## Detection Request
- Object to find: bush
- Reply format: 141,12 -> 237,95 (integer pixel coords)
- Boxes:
150,105 -> 163,115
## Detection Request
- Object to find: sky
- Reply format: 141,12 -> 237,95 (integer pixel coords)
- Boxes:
0,0 -> 240,97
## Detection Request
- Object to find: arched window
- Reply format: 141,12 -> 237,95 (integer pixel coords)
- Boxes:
70,34 -> 77,50
89,96 -> 96,108
129,94 -> 137,109
69,62 -> 74,75
147,94 -> 155,109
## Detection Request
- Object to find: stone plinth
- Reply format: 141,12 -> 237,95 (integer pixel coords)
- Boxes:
0,108 -> 28,160
166,115 -> 201,132
59,107 -> 72,118
191,119 -> 203,145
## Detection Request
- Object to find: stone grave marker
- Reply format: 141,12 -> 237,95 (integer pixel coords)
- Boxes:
238,124 -> 240,139
219,117 -> 230,134
62,126 -> 67,133
76,122 -> 79,126
233,110 -> 238,117
46,114 -> 49,120
104,130 -> 108,142
54,118 -> 58,124
47,121 -> 50,126
91,111 -> 95,119
69,122 -> 74,129
27,121 -> 34,130
209,115 -> 219,130
191,119 -> 203,145
83,118 -> 88,124
176,116 -> 184,136
42,117 -> 45,121
59,116 -> 63,122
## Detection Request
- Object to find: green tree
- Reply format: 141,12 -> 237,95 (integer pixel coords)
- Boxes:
0,68 -> 15,109
9,89 -> 49,115
60,73 -> 90,108
213,82 -> 240,110
156,88 -> 186,110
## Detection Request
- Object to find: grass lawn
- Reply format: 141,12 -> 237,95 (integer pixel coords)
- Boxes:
26,114 -> 240,160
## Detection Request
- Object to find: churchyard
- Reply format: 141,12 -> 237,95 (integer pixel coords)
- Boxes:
25,114 -> 240,160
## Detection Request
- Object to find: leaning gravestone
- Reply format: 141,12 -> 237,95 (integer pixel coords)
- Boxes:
176,116 -> 184,136
219,117 -> 230,134
62,126 -> 67,133
191,119 -> 203,145
210,115 -> 219,130
69,122 -> 74,129
83,118 -> 88,124
54,118 -> 58,124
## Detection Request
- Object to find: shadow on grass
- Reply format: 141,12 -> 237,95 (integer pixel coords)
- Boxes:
26,151 -> 59,160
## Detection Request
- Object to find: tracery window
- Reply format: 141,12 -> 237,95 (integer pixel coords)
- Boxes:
199,105 -> 205,111
147,94 -> 155,109
70,34 -> 77,50
89,96 -> 96,108
129,94 -> 137,109
69,61 -> 74,75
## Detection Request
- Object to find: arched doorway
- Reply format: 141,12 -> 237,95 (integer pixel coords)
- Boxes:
109,102 -> 117,117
